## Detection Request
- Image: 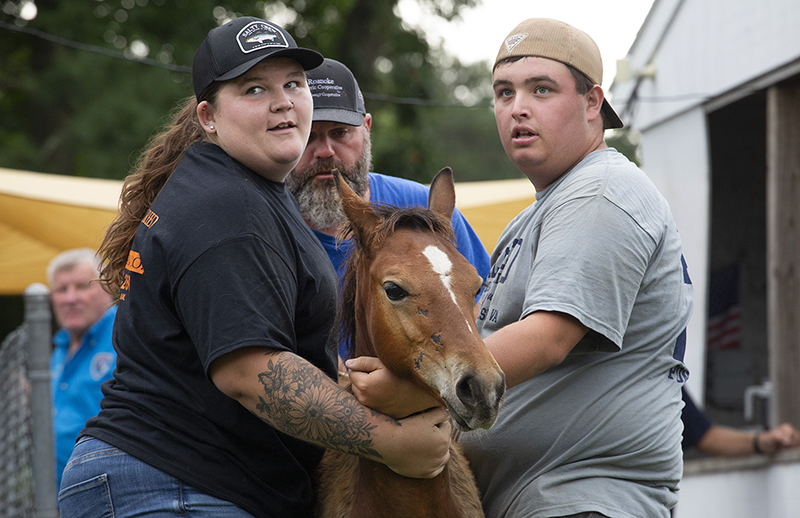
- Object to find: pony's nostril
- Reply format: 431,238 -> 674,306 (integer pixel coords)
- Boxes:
496,374 -> 506,401
456,373 -> 479,408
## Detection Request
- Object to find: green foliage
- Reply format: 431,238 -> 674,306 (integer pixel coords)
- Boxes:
1,0 -> 213,178
605,128 -> 642,167
369,101 -> 522,183
0,0 -> 514,183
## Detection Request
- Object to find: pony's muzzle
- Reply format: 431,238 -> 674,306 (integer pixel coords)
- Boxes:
451,369 -> 506,430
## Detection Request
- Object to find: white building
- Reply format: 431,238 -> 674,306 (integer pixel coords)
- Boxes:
610,0 -> 800,516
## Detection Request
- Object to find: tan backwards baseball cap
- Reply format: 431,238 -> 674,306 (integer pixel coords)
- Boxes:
494,18 -> 623,129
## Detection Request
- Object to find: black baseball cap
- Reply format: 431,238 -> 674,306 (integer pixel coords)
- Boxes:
192,17 -> 323,100
306,58 -> 367,126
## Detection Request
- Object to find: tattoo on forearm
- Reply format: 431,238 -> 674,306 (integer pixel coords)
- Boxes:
254,355 -> 393,458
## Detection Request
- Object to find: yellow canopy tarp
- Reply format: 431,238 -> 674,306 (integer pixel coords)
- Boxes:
0,167 -> 535,295
0,168 -> 120,295
454,178 -> 536,253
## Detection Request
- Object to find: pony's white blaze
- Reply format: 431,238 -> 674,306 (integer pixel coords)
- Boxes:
422,245 -> 473,331
422,245 -> 455,301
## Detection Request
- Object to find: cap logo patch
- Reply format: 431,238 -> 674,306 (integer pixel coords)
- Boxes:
308,76 -> 346,99
505,33 -> 528,52
237,21 -> 288,54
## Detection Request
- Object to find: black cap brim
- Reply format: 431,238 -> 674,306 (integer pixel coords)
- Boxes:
215,48 -> 324,84
602,99 -> 624,129
312,108 -> 364,126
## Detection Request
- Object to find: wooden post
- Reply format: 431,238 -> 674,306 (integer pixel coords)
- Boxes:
766,80 -> 800,428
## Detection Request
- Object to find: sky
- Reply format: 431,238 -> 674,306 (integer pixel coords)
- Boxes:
397,0 -> 656,91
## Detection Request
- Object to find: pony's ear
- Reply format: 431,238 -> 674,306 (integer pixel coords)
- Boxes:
334,170 -> 380,248
428,167 -> 456,221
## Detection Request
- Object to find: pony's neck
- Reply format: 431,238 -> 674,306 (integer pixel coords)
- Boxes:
353,319 -> 378,358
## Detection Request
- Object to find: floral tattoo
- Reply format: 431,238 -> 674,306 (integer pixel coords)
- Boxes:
254,354 -> 394,459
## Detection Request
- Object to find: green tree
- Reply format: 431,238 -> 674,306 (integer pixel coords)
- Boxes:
605,128 -> 642,166
0,0 -> 518,183
1,0 -> 218,178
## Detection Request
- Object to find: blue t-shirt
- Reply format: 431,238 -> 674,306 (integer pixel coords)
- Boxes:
681,388 -> 712,450
311,172 -> 491,358
50,305 -> 117,488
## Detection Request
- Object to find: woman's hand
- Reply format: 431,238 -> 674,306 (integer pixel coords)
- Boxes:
380,406 -> 452,478
346,356 -> 442,419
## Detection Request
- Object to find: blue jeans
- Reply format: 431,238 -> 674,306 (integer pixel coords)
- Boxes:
58,437 -> 255,517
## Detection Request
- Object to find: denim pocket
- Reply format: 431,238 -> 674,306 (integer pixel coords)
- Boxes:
58,473 -> 114,518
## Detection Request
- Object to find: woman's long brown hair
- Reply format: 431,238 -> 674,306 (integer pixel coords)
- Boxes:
98,86 -> 219,295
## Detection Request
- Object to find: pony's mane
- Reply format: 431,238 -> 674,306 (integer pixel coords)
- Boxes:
337,203 -> 456,360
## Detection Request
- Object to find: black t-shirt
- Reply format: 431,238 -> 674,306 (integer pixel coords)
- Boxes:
83,141 -> 338,517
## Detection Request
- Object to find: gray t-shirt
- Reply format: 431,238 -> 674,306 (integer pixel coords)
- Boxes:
460,148 -> 693,518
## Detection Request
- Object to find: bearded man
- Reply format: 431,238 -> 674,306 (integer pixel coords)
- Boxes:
287,58 -> 490,360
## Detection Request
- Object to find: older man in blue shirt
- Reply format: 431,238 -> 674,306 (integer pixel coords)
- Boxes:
48,248 -> 116,490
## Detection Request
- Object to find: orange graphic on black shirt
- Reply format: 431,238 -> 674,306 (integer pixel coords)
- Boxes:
120,273 -> 130,292
126,250 -> 144,274
119,272 -> 130,301
143,209 -> 159,228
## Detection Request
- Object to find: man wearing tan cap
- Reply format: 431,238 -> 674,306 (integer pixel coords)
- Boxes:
348,17 -> 693,518
455,18 -> 693,518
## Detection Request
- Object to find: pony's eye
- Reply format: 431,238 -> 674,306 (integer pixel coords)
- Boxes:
383,282 -> 408,301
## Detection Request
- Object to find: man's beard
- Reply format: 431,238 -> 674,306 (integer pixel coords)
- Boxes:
287,132 -> 372,231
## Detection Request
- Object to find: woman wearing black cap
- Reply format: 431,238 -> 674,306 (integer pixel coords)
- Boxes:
57,17 -> 451,518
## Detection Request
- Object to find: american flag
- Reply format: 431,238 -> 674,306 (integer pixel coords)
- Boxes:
707,262 -> 741,352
